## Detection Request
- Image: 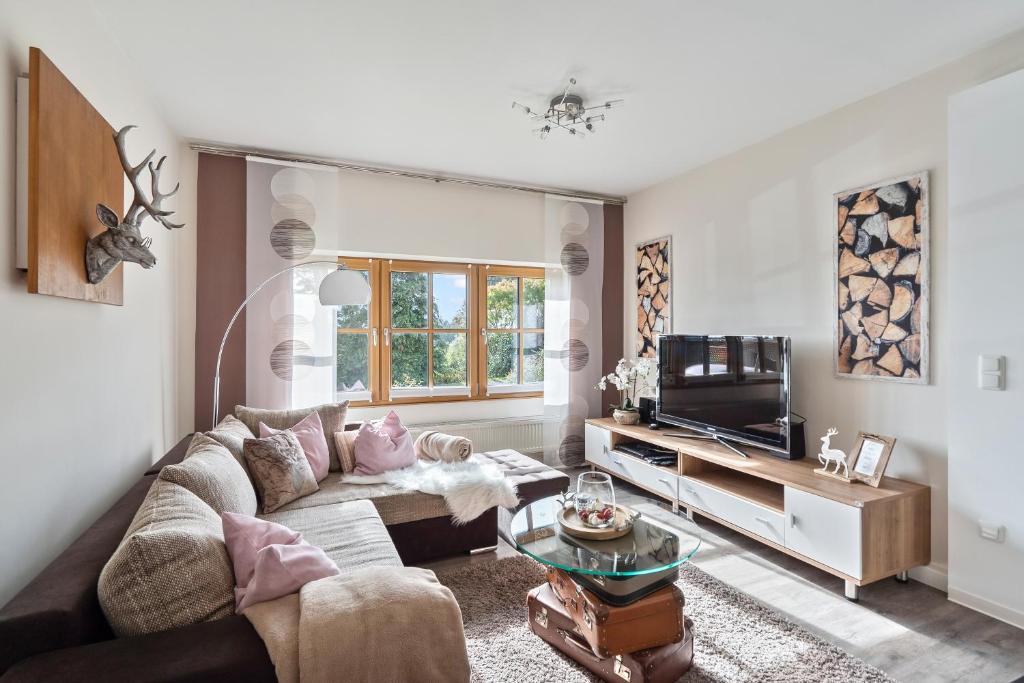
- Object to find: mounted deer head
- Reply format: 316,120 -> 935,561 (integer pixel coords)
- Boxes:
85,125 -> 184,284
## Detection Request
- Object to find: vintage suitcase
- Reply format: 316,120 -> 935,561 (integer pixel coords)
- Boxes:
545,567 -> 685,657
528,583 -> 694,683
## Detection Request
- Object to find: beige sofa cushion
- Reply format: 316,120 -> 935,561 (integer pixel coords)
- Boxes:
158,434 -> 257,515
274,474 -> 449,525
244,431 -> 319,514
235,402 -> 348,472
206,414 -> 255,476
260,499 -> 402,570
332,429 -> 358,474
98,479 -> 235,637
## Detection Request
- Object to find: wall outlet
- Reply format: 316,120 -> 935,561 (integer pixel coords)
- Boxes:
978,520 -> 1006,543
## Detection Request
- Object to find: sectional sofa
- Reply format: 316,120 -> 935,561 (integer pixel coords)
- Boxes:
0,409 -> 568,682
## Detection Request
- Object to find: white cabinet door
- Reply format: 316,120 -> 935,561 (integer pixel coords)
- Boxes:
584,424 -> 612,465
784,487 -> 862,579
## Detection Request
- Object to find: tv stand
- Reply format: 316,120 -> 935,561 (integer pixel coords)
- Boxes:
584,418 -> 930,599
662,429 -> 750,459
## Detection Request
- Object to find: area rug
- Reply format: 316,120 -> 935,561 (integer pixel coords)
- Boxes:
434,555 -> 893,682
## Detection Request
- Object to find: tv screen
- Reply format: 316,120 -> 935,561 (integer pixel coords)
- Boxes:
656,335 -> 792,454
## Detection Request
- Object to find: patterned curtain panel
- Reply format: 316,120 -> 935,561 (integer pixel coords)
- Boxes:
245,160 -> 340,411
543,198 -> 604,468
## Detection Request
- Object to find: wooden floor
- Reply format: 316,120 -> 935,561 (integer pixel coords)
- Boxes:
424,469 -> 1024,683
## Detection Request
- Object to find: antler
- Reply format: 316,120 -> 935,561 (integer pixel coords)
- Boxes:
148,156 -> 185,230
826,427 -> 838,437
113,126 -> 178,228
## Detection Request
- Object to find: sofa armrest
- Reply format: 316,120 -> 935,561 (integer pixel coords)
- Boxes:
144,434 -> 193,475
0,615 -> 275,683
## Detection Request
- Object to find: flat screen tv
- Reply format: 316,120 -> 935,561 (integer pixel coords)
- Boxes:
656,335 -> 799,457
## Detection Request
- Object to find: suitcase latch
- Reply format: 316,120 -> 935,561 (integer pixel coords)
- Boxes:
534,606 -> 548,629
614,655 -> 631,681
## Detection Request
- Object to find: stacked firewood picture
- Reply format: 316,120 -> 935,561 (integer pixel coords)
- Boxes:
637,237 -> 671,358
834,172 -> 929,383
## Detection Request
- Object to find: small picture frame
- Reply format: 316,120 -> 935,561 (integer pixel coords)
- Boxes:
848,432 -> 897,487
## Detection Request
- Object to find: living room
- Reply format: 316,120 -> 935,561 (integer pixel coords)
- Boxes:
1,2 -> 1023,682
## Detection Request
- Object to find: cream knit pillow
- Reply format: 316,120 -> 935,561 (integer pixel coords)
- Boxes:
98,479 -> 235,637
159,434 -> 257,516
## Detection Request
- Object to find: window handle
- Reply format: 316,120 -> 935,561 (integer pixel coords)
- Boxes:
384,328 -> 390,347
372,328 -> 379,347
481,328 -> 487,346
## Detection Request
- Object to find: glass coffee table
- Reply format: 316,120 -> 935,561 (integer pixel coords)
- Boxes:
505,496 -> 701,605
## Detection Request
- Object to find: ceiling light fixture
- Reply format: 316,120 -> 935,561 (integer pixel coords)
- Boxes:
512,77 -> 623,139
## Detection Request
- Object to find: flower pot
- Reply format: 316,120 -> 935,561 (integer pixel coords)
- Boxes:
613,409 -> 640,425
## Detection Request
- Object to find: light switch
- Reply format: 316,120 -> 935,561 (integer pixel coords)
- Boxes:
978,355 -> 1005,390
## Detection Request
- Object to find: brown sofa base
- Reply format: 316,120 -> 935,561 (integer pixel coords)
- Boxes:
1,615 -> 274,683
388,508 -> 499,565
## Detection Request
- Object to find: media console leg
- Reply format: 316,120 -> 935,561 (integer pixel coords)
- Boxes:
672,499 -> 678,513
685,507 -> 694,521
844,580 -> 859,602
895,570 -> 909,583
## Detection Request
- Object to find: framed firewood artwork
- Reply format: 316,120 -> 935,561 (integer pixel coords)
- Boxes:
834,171 -> 929,383
636,236 -> 671,358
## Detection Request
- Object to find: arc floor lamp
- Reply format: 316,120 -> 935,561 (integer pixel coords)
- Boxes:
211,261 -> 370,428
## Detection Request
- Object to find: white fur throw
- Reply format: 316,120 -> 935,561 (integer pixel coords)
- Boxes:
341,455 -> 519,524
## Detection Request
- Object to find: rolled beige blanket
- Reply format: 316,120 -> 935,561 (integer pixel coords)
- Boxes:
415,430 -> 473,463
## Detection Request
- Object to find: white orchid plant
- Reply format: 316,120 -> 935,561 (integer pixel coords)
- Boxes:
596,358 -> 653,413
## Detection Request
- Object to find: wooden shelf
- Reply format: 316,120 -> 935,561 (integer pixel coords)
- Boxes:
686,470 -> 784,514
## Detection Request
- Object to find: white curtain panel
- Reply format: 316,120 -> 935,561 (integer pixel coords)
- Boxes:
245,160 -> 339,411
543,198 -> 604,468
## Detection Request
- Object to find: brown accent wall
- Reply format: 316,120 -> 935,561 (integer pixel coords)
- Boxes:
602,204 -> 625,415
195,154 -> 247,430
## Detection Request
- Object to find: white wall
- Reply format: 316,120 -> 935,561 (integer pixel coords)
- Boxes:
623,31 -> 1024,590
319,168 -> 549,424
0,2 -> 197,605
947,68 -> 1024,628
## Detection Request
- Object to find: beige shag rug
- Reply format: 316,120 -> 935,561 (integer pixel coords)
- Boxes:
434,555 -> 893,683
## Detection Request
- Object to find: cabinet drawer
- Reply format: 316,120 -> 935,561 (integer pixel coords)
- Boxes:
784,487 -> 862,579
585,426 -> 678,500
678,477 -> 785,545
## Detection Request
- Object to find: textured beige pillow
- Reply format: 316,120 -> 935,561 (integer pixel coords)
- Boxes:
244,431 -> 319,513
333,429 -> 358,473
235,403 -> 349,472
98,479 -> 235,637
159,434 -> 257,515
206,414 -> 255,476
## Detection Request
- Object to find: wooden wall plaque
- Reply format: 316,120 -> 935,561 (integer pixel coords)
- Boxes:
28,47 -> 124,305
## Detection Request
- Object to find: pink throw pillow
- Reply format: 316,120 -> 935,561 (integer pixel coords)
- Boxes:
235,543 -> 339,612
259,412 -> 330,482
353,411 -> 416,475
222,512 -> 338,612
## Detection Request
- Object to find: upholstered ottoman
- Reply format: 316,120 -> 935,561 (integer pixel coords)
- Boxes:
476,449 -> 571,544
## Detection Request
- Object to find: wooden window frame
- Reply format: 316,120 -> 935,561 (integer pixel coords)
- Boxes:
335,257 -> 543,407
477,265 -> 545,398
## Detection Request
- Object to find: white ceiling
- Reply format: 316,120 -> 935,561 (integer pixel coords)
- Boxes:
92,1 -> 1024,196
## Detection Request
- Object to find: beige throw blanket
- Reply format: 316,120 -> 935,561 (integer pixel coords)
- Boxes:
244,567 -> 470,683
415,430 -> 473,463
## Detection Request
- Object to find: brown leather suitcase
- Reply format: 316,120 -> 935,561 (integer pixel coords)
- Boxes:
528,583 -> 694,683
545,567 -> 685,657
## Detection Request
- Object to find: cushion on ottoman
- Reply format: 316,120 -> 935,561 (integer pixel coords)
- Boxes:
236,402 -> 349,472
159,434 -> 257,515
98,479 -> 235,637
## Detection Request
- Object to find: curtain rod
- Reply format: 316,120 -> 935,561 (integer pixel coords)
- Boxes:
189,142 -> 627,205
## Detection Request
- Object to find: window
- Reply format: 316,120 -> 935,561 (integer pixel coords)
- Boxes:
335,258 -> 543,405
479,268 -> 545,393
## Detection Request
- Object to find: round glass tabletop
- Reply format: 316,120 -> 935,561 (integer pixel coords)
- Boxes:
508,496 -> 700,578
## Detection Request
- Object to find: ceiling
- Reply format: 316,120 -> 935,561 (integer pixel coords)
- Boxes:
92,1 -> 1024,196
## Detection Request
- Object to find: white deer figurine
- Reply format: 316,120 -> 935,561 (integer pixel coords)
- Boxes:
818,427 -> 849,478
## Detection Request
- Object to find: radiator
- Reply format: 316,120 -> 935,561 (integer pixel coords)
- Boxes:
408,417 -> 547,457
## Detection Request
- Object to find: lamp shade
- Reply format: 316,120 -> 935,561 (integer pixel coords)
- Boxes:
318,267 -> 370,306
